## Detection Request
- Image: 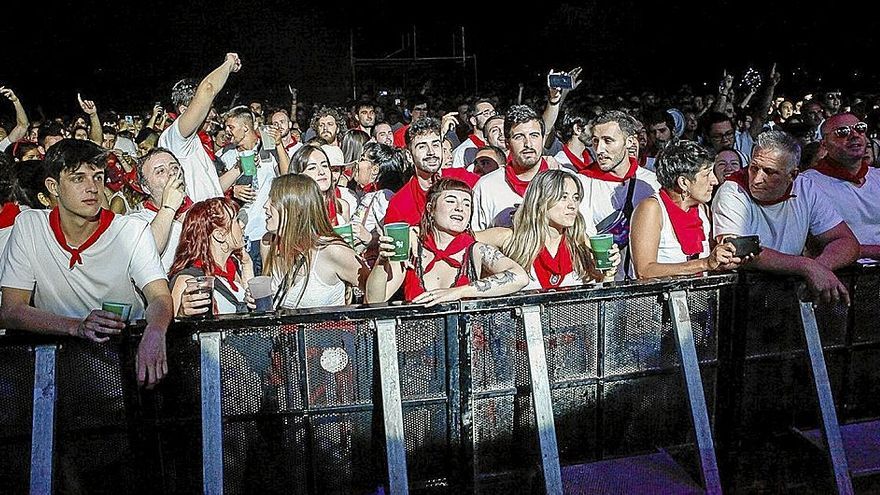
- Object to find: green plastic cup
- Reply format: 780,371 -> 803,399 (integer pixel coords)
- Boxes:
589,234 -> 614,270
333,223 -> 354,246
102,301 -> 132,322
384,222 -> 410,261
239,150 -> 256,176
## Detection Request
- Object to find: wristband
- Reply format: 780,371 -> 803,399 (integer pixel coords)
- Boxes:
548,99 -> 561,106
162,205 -> 177,212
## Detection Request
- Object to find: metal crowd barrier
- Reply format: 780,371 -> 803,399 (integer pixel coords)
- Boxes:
2,267 -> 880,494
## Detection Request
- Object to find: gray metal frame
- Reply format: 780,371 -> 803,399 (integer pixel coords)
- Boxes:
375,318 -> 409,495
29,344 -> 57,495
199,332 -> 224,495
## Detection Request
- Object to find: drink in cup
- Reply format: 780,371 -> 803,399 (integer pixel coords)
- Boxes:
384,222 -> 410,262
239,150 -> 257,177
248,276 -> 274,313
589,234 -> 614,270
185,275 -> 215,318
333,223 -> 355,247
102,301 -> 132,322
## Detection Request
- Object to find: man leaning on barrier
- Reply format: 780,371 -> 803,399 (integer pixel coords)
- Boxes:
0,139 -> 173,388
712,130 -> 860,305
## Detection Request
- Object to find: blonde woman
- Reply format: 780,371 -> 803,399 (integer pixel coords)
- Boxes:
262,174 -> 367,309
366,178 -> 528,306
289,143 -> 350,225
477,169 -> 619,290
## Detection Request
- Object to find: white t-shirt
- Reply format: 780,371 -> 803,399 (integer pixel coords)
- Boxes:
220,145 -> 278,242
651,194 -> 711,265
711,176 -> 843,255
0,137 -> 11,153
451,136 -> 479,168
801,167 -> 880,246
127,208 -> 182,273
735,130 -> 755,159
114,136 -> 139,158
577,168 -> 660,231
159,119 -> 223,202
472,166 -> 594,231
0,210 -> 166,320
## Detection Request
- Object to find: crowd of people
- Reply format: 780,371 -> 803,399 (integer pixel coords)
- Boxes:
0,52 -> 877,388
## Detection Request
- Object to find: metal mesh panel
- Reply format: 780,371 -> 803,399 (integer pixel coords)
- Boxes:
469,311 -> 520,392
303,321 -> 373,408
853,270 -> 880,343
603,295 -> 673,375
401,403 -> 449,487
311,411 -> 378,494
551,385 -> 598,463
396,317 -> 445,400
545,301 -> 599,382
222,417 -> 310,494
845,349 -> 880,421
222,328 -> 281,416
0,344 -> 35,493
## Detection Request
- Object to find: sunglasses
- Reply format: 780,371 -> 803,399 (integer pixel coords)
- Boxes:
828,122 -> 868,138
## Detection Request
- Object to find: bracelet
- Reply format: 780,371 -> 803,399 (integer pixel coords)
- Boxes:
162,205 -> 176,212
548,99 -> 561,106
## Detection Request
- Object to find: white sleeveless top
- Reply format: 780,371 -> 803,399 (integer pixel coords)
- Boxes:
653,193 -> 711,264
273,253 -> 346,309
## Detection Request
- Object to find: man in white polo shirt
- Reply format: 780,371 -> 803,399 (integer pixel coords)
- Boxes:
801,113 -> 880,259
451,98 -> 496,168
472,105 -> 571,230
159,53 -> 244,202
0,139 -> 173,388
712,130 -> 860,304
128,148 -> 189,272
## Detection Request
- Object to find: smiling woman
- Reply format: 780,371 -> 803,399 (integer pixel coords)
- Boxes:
365,178 -> 528,305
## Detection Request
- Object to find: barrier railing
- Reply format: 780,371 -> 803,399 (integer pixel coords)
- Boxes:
2,266 -> 879,494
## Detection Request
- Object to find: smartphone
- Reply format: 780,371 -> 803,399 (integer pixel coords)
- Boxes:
548,72 -> 573,90
259,125 -> 275,147
125,115 -> 134,125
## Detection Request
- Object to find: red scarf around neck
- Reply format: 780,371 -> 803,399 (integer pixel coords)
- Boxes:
504,157 -> 549,197
49,207 -> 115,269
194,258 -> 239,291
727,168 -> 796,206
812,157 -> 869,185
658,189 -> 706,256
422,232 -> 476,274
580,156 -> 639,182
143,197 -> 195,218
534,237 -> 573,289
168,111 -> 216,160
562,144 -> 593,173
0,202 -> 21,229
327,194 -> 339,226
469,133 -> 486,148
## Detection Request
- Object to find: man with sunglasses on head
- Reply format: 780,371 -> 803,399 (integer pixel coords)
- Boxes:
712,130 -> 860,306
802,113 -> 880,259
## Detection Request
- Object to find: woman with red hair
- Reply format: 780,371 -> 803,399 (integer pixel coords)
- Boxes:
169,197 -> 253,316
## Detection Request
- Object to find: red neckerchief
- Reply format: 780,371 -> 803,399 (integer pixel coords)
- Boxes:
812,156 -> 869,185
469,134 -> 486,148
0,202 -> 21,229
169,111 -> 216,160
422,232 -> 476,274
562,144 -> 593,173
363,182 -> 378,193
727,168 -> 796,206
142,197 -> 195,219
284,136 -> 299,150
534,237 -> 573,289
48,207 -> 115,269
504,157 -> 549,197
581,156 -> 639,182
659,189 -> 706,256
327,195 -> 339,226
194,258 -> 239,291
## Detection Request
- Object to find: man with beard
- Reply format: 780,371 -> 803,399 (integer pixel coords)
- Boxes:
802,113 -> 880,259
553,109 -> 595,174
472,105 -> 572,230
268,107 -> 302,158
352,101 -> 377,135
372,121 -> 394,147
383,118 -> 479,226
577,110 -> 660,278
713,130 -> 859,305
451,98 -> 496,168
310,106 -> 345,147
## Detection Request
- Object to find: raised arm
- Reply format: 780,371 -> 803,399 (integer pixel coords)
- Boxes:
542,67 -> 582,150
178,53 -> 241,139
0,87 -> 29,143
77,93 -> 103,145
749,63 -> 781,139
365,233 -> 410,303
711,71 -> 734,113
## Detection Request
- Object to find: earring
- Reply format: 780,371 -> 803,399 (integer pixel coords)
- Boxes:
680,191 -> 689,201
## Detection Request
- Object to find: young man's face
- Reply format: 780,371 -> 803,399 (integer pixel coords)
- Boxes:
356,106 -> 376,127
373,123 -> 393,146
408,131 -> 443,175
507,120 -> 543,169
317,116 -> 339,144
48,162 -> 105,219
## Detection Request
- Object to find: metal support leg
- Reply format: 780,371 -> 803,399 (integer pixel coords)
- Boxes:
375,319 -> 409,495
199,332 -> 224,495
518,305 -> 562,495
30,344 -> 57,495
666,290 -> 722,494
800,301 -> 854,495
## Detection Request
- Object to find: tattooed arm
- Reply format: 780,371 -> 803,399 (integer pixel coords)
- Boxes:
412,242 -> 528,307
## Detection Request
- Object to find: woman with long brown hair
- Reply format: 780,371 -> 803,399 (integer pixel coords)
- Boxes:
289,143 -> 350,225
262,174 -> 366,309
366,178 -> 528,305
169,197 -> 253,316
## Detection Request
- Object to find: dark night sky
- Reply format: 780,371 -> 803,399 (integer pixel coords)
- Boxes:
4,1 -> 879,118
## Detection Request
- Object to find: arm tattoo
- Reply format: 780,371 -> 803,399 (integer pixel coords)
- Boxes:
478,243 -> 503,268
471,270 -> 516,293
